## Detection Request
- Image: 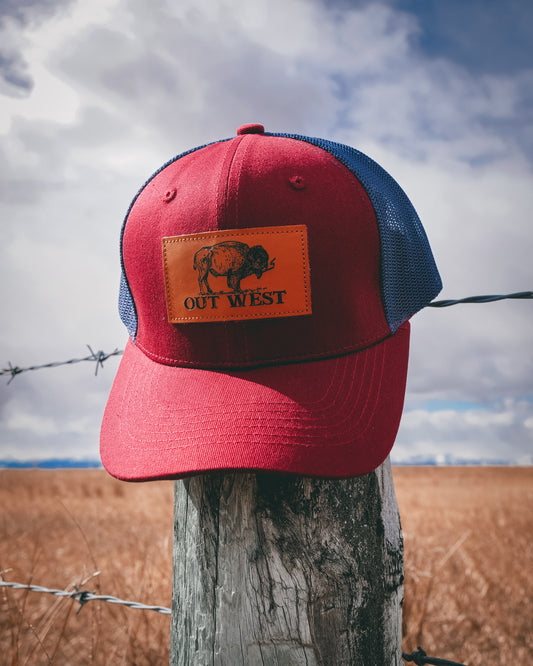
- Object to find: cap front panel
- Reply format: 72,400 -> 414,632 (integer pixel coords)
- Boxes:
122,133 -> 391,369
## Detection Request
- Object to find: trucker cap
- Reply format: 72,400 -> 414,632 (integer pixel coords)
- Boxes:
100,123 -> 441,481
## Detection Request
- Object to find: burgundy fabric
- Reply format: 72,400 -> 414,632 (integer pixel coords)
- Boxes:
101,128 -> 412,481
101,322 -> 410,481
121,133 -> 391,369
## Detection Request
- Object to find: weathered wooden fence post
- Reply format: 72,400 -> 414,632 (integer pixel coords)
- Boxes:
170,457 -> 403,665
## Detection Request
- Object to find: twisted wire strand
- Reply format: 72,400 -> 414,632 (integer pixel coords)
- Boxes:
1,346 -> 123,384
402,646 -> 467,665
427,290 -> 532,307
0,580 -> 170,615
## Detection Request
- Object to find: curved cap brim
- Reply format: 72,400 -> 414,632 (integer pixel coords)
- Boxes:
100,323 -> 410,481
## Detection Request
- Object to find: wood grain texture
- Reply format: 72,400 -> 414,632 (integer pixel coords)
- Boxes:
170,459 -> 403,665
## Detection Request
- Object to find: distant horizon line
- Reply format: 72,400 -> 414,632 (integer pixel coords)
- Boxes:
0,457 -> 531,470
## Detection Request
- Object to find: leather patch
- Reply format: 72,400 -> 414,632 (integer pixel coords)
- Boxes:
162,225 -> 311,323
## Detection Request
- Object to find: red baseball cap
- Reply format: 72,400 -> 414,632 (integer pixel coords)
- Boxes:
100,123 -> 441,481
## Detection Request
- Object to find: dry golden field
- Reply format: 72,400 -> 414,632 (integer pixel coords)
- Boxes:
0,466 -> 531,665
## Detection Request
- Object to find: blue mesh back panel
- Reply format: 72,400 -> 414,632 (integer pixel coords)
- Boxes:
270,133 -> 442,332
118,140 -> 230,340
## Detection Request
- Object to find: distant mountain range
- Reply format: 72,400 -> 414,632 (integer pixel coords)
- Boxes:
0,456 -> 530,469
0,458 -> 103,469
392,454 -> 531,466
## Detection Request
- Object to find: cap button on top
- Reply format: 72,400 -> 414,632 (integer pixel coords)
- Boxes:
237,123 -> 265,135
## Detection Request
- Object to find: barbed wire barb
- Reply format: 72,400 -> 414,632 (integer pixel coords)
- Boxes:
5,362 -> 23,385
86,345 -> 121,376
71,586 -> 92,614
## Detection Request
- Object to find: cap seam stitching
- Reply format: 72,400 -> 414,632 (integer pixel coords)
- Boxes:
133,325 -> 395,367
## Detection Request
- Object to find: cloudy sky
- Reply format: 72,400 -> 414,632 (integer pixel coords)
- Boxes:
1,0 -> 532,467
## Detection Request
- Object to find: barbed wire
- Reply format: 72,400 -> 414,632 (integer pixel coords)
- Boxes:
427,290 -> 532,307
0,579 -> 170,615
402,647 -> 466,665
1,291 -> 531,384
1,346 -> 123,384
0,579 -> 466,664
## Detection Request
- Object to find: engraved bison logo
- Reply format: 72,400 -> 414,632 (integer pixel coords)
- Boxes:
193,241 -> 275,294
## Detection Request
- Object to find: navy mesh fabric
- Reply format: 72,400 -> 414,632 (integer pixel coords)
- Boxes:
118,140 -> 231,340
269,133 -> 442,332
118,271 -> 137,339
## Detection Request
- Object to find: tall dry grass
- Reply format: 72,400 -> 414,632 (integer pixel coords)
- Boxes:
0,466 -> 531,665
396,466 -> 533,666
0,470 -> 174,665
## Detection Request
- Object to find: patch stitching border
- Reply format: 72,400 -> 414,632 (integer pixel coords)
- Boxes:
162,225 -> 311,323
